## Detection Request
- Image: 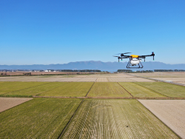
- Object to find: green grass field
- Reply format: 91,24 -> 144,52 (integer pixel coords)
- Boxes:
136,82 -> 185,98
119,82 -> 166,98
0,98 -> 81,139
39,82 -> 93,97
3,82 -> 62,97
0,82 -> 46,95
88,82 -> 132,97
62,99 -> 178,138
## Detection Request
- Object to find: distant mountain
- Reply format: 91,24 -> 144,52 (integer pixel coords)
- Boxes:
0,61 -> 185,72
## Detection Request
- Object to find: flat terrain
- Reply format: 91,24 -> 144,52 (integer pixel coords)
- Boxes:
0,82 -> 93,97
136,82 -> 185,98
0,73 -> 153,82
132,72 -> 185,85
0,98 -> 81,139
119,82 -> 166,98
62,99 -> 178,139
0,72 -> 184,138
139,100 -> 185,139
0,82 -> 46,95
38,82 -> 93,97
88,82 -> 132,98
0,97 -> 32,112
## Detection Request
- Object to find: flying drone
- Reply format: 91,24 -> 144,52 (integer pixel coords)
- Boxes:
114,52 -> 155,68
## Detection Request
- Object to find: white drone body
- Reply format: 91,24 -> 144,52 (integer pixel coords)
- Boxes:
130,59 -> 141,66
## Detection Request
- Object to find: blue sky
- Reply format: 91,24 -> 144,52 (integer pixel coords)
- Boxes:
0,0 -> 185,65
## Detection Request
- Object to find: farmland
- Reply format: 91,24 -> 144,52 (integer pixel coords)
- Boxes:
0,82 -> 46,95
87,82 -> 132,98
0,82 -> 93,97
136,82 -> 185,98
0,98 -> 81,139
38,82 -> 93,97
0,73 -> 184,138
61,99 -> 178,138
119,82 -> 166,98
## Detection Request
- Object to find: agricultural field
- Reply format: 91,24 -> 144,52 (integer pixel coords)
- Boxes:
0,98 -> 81,139
136,82 -> 185,98
0,82 -> 93,97
1,82 -> 62,97
0,82 -> 46,95
139,100 -> 185,138
39,82 -> 93,97
61,99 -> 178,139
0,73 -> 184,138
119,82 -> 166,98
88,82 -> 132,98
0,97 -> 32,112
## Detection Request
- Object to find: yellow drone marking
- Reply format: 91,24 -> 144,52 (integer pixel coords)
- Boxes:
130,55 -> 139,58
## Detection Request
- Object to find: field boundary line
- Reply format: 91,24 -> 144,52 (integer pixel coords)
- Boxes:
132,82 -> 169,98
117,82 -> 134,98
85,82 -> 96,97
57,99 -> 84,139
137,99 -> 181,138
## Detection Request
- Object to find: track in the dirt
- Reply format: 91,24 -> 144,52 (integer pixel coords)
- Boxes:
85,82 -> 96,97
57,99 -> 84,139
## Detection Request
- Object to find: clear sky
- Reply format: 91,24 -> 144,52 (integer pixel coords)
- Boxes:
0,0 -> 185,65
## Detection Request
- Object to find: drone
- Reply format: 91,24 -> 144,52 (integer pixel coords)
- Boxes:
114,52 -> 155,68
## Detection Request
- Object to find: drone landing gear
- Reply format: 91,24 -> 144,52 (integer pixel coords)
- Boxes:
126,61 -> 143,69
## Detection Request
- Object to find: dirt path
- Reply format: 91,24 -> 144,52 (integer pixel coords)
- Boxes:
0,97 -> 32,112
139,100 -> 185,139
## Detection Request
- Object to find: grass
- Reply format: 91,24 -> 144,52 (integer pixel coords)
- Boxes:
0,82 -> 46,95
119,82 -> 166,98
0,98 -> 81,139
136,82 -> 185,98
88,82 -> 132,97
61,99 -> 178,139
3,82 -> 62,97
39,82 -> 93,97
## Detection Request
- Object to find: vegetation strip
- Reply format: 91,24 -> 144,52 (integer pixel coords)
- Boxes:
136,82 -> 185,98
85,82 -> 95,97
57,99 -> 84,139
33,96 -> 185,99
132,82 -> 169,98
117,82 -> 134,97
88,82 -> 132,97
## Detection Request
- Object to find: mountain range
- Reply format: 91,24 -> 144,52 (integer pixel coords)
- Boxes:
0,61 -> 185,72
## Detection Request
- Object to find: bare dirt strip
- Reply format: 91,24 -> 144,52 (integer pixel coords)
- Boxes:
0,97 -> 32,112
139,100 -> 185,139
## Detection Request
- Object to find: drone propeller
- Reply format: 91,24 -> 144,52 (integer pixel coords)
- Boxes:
116,52 -> 131,55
